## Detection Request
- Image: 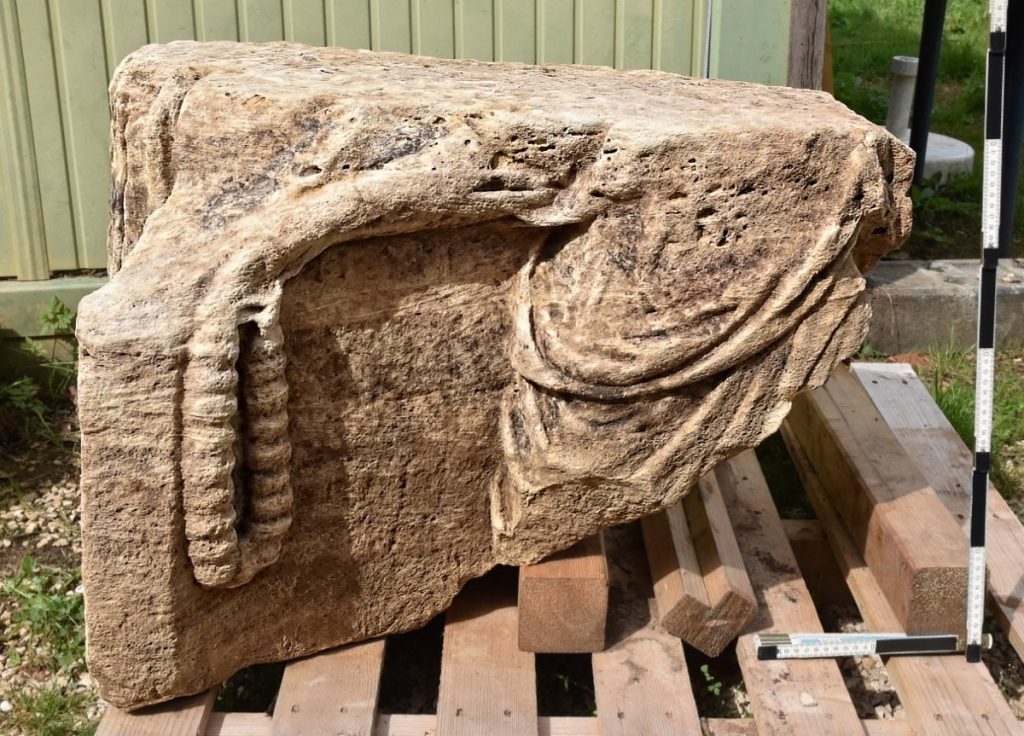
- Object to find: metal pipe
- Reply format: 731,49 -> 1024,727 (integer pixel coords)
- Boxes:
909,0 -> 948,185
886,55 -> 919,137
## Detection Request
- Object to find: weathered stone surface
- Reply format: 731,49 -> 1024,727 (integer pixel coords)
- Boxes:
78,41 -> 912,709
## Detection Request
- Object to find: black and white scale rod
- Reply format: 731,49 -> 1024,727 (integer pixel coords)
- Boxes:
967,0 -> 1009,664
755,0 -> 1010,663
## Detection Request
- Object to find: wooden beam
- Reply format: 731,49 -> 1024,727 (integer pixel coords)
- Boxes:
98,688 -> 217,736
716,450 -> 864,735
271,639 -> 386,736
436,570 -> 538,736
787,0 -> 828,89
641,474 -> 756,657
785,366 -> 968,635
784,424 -> 1022,735
518,534 -> 608,653
592,525 -> 702,735
782,519 -> 855,608
853,361 -> 1024,662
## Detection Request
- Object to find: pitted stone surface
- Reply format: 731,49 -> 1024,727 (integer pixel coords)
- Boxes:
78,41 -> 912,708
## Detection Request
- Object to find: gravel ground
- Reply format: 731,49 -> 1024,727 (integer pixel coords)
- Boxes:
0,438 -> 105,733
823,606 -> 905,720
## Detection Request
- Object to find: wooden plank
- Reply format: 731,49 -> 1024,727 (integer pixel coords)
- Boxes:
98,689 -> 217,736
782,519 -> 855,607
786,365 -> 968,635
208,713 -> 271,736
518,533 -> 609,653
436,569 -> 538,736
271,639 -> 386,736
854,361 -> 1024,662
718,450 -> 864,735
592,524 -> 702,736
786,0 -> 827,89
210,713 -> 914,736
640,474 -> 756,657
784,424 -> 1023,736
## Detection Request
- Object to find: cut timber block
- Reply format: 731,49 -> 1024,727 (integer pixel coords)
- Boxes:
592,524 -> 702,736
518,534 -> 609,653
640,473 -> 756,657
719,450 -> 864,735
854,361 -> 1024,664
96,689 -> 216,736
271,639 -> 385,736
784,425 -> 1023,735
437,569 -> 538,736
785,365 -> 967,635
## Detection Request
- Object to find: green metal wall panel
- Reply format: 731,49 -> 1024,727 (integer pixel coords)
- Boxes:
49,0 -> 112,271
285,0 -> 328,45
1,1 -> 49,281
575,0 -> 615,66
327,0 -> 371,48
455,0 -> 494,61
412,0 -> 454,58
194,0 -> 241,41
709,0 -> 789,85
2,0 -> 793,282
147,0 -> 197,42
239,0 -> 285,41
17,1 -> 76,272
536,0 -> 572,64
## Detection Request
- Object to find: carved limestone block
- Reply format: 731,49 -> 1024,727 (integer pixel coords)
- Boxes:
77,41 -> 912,709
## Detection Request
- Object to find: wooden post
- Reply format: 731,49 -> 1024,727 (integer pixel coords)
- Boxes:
785,365 -> 968,635
518,534 -> 608,653
640,474 -> 756,657
787,0 -> 828,89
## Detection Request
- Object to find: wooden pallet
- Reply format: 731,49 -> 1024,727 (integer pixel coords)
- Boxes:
97,363 -> 1024,736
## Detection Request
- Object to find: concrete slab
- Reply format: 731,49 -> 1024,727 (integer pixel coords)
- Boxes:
866,259 -> 1024,353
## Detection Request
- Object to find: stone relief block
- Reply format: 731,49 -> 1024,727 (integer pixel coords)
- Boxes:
76,42 -> 912,708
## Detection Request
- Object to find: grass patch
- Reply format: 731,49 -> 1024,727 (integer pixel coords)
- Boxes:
899,348 -> 1024,504
0,556 -> 95,736
4,686 -> 96,736
830,0 -> 1023,258
2,556 -> 86,673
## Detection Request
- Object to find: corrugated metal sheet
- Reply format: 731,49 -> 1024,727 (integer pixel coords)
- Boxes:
0,0 -> 744,280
